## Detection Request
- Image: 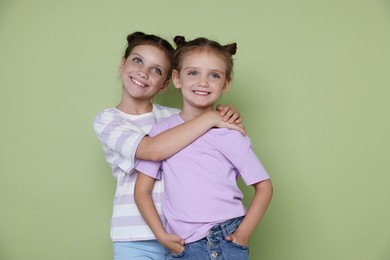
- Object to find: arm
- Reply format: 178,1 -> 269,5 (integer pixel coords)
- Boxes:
136,110 -> 245,161
134,172 -> 185,254
226,179 -> 273,246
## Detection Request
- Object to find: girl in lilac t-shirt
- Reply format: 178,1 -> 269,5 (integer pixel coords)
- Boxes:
135,36 -> 273,260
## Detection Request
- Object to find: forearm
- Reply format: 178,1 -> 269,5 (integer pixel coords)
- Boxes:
136,111 -> 220,161
134,174 -> 166,238
235,179 -> 273,242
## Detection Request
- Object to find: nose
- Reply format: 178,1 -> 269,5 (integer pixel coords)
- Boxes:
137,66 -> 148,79
198,77 -> 209,88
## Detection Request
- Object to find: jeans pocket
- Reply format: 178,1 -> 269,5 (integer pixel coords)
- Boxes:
228,240 -> 249,250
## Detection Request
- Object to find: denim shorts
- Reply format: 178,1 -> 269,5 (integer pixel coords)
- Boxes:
166,216 -> 249,260
113,239 -> 167,260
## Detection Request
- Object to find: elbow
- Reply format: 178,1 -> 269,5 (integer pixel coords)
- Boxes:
146,147 -> 166,161
137,143 -> 165,161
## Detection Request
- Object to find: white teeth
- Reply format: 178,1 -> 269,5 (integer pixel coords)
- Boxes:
194,91 -> 209,95
132,78 -> 145,87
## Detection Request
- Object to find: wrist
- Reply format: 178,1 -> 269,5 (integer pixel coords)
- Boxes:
233,228 -> 250,242
204,110 -> 220,126
156,231 -> 168,241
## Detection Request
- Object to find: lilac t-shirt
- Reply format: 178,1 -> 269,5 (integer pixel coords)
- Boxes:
136,114 -> 270,243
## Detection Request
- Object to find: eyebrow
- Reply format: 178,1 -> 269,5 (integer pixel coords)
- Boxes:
131,52 -> 166,71
131,52 -> 144,58
184,66 -> 225,75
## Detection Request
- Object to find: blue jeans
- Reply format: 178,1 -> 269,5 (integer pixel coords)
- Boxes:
166,216 -> 249,260
113,240 -> 167,260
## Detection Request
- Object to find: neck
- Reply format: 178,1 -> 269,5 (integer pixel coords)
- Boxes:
179,104 -> 214,121
116,96 -> 153,115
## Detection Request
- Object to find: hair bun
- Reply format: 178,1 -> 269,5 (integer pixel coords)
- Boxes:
174,36 -> 186,47
224,43 -> 237,55
127,32 -> 146,44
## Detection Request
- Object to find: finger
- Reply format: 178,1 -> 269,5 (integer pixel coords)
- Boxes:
228,112 -> 241,124
225,235 -> 233,241
216,104 -> 224,111
172,236 -> 185,245
234,117 -> 243,124
220,107 -> 231,118
172,235 -> 185,245
217,103 -> 231,114
235,124 -> 246,136
223,110 -> 234,122
173,244 -> 185,255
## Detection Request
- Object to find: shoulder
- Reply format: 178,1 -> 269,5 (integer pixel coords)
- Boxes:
207,128 -> 252,152
207,129 -> 255,166
210,128 -> 250,142
93,108 -> 136,134
93,108 -> 119,128
94,108 -> 120,122
149,114 -> 180,136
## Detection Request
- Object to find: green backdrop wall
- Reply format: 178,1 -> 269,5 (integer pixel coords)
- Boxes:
0,0 -> 389,259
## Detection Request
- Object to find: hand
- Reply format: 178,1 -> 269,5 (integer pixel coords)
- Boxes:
225,232 -> 249,247
158,232 -> 185,255
215,120 -> 246,136
216,104 -> 243,124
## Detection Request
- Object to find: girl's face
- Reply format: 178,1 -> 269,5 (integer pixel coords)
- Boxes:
172,50 -> 230,111
119,44 -> 171,101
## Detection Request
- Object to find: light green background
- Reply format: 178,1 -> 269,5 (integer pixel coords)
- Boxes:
0,0 -> 389,259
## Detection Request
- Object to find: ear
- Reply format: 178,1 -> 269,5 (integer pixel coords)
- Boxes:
172,70 -> 181,89
158,79 -> 170,93
119,58 -> 126,72
221,79 -> 231,94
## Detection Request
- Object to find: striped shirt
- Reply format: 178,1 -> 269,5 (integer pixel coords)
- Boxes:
93,104 -> 180,242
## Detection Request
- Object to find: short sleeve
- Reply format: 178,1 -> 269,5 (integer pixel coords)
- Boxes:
218,130 -> 270,186
136,160 -> 162,180
93,111 -> 146,173
239,148 -> 270,185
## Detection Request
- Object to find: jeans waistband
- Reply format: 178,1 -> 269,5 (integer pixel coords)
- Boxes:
207,216 -> 244,239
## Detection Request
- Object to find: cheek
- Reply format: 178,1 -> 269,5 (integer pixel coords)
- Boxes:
181,76 -> 196,85
153,77 -> 167,88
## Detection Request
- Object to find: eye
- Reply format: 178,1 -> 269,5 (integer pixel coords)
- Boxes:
152,67 -> 163,76
187,70 -> 198,76
210,73 -> 221,79
132,57 -> 142,64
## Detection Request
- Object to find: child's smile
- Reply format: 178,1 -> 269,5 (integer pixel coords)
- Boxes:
173,50 -> 230,115
119,45 -> 170,101
193,90 -> 210,96
131,77 -> 148,88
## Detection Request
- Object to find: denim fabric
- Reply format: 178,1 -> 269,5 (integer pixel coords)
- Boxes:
113,240 -> 167,260
166,216 -> 249,260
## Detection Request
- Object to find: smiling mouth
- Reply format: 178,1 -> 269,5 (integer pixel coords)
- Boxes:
193,90 -> 210,96
131,77 -> 147,87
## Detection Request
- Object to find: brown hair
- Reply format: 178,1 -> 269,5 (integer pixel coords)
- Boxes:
123,32 -> 175,80
172,36 -> 237,80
